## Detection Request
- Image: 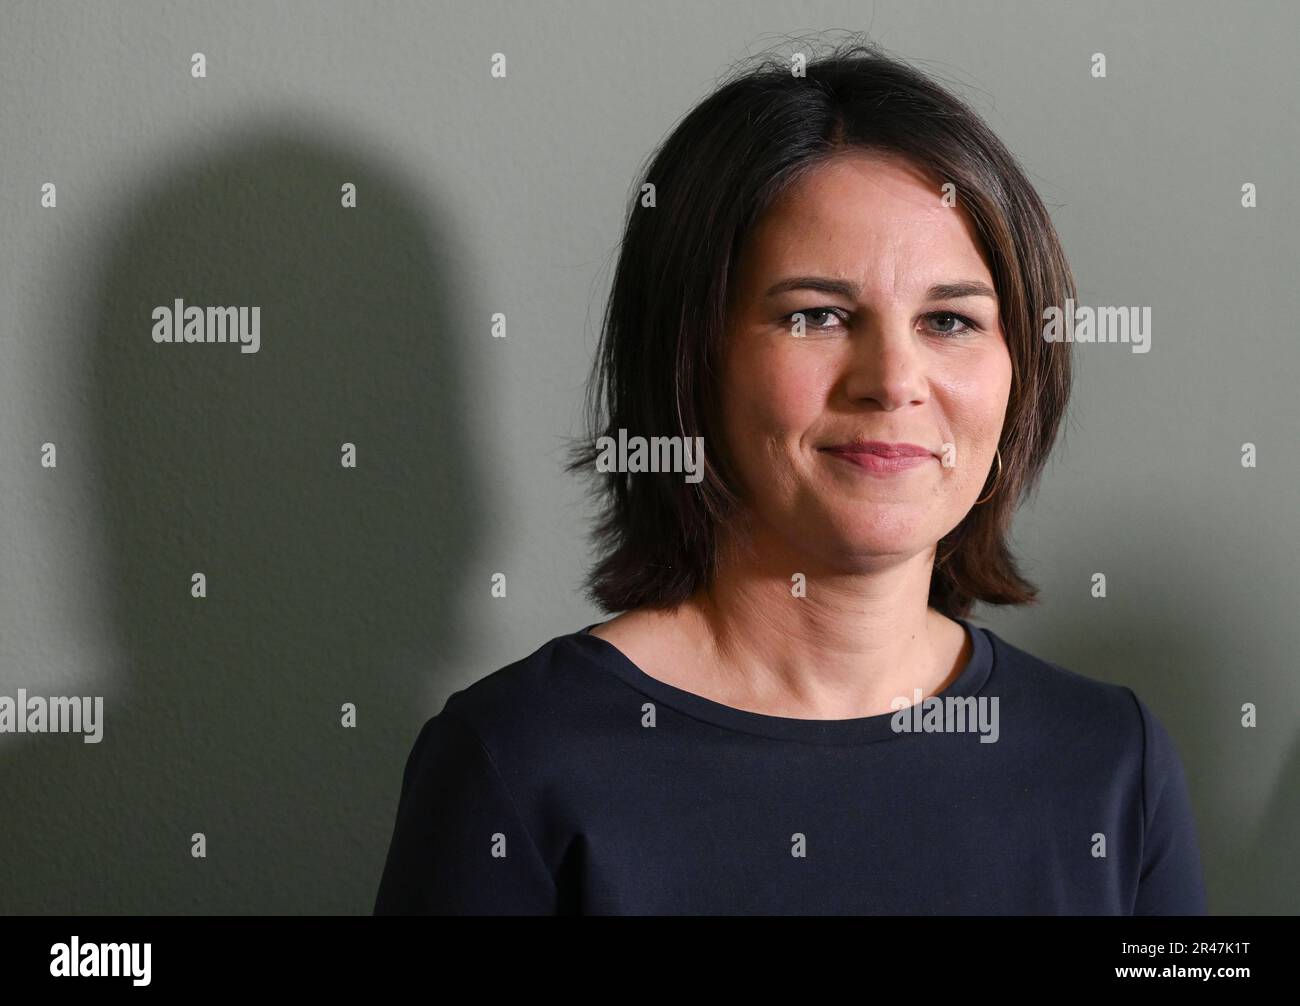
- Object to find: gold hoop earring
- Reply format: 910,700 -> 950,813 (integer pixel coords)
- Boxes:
973,446 -> 1002,506
936,447 -> 1002,568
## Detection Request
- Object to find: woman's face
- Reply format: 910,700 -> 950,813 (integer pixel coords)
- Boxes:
719,151 -> 1013,569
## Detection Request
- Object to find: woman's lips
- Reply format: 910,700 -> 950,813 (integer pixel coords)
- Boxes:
821,447 -> 935,474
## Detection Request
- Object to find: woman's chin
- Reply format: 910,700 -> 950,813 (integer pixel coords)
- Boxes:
819,533 -> 939,565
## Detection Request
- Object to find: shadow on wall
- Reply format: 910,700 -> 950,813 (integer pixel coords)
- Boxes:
0,121 -> 481,912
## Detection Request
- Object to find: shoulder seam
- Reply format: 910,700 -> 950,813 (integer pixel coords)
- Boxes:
1122,685 -> 1150,893
439,709 -> 560,896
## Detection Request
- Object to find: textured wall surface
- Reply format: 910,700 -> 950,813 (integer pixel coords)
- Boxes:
1,0 -> 1296,914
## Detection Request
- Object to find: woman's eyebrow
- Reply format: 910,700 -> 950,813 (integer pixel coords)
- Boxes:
764,276 -> 997,301
927,281 -> 997,301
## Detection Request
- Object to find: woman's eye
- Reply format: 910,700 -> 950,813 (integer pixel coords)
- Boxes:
925,311 -> 979,337
785,307 -> 845,330
780,308 -> 981,336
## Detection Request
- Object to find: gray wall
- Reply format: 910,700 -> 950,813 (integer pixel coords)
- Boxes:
1,0 -> 1295,914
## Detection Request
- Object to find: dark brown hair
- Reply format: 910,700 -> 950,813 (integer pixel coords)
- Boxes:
565,37 -> 1076,620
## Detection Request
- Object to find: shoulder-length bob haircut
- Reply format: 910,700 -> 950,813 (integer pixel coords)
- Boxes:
565,39 -> 1075,621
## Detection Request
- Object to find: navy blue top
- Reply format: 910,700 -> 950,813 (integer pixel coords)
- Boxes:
373,618 -> 1207,915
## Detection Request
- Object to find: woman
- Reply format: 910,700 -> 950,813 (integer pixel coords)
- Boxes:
374,41 -> 1206,915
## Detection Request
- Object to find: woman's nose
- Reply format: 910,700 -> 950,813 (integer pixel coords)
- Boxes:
841,320 -> 928,410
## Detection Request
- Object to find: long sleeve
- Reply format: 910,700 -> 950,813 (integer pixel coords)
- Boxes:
1128,691 -> 1208,915
373,711 -> 558,915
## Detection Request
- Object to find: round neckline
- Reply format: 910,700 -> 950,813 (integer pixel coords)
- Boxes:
566,616 -> 995,745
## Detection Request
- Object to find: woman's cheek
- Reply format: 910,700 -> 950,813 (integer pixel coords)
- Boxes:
725,354 -> 789,438
755,347 -> 828,431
